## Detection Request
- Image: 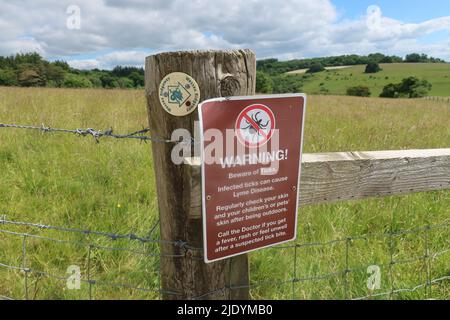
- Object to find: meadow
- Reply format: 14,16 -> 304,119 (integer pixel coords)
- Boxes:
0,87 -> 449,299
290,63 -> 450,97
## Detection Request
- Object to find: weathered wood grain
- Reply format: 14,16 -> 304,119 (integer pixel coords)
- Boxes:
188,148 -> 450,210
145,50 -> 256,300
299,149 -> 450,205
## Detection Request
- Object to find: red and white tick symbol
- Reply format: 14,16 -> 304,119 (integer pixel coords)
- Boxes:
236,104 -> 275,148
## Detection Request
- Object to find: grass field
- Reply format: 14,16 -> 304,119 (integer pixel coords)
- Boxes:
289,63 -> 450,97
0,87 -> 449,300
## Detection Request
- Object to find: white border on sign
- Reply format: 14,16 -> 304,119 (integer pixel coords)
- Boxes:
198,93 -> 307,264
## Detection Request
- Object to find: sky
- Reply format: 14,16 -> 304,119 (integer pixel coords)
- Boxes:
0,0 -> 449,69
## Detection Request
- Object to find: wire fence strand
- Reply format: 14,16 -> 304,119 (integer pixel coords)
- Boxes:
0,217 -> 448,300
0,122 -> 195,144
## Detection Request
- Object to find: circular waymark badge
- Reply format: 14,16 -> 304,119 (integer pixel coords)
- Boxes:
158,72 -> 201,117
235,104 -> 276,148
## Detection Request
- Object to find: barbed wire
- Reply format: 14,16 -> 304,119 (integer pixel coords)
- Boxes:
0,218 -> 159,242
0,218 -> 448,300
352,276 -> 450,300
0,228 -> 184,258
0,218 -> 190,249
0,122 -> 195,144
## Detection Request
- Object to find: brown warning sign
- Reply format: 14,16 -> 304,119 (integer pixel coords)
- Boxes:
198,94 -> 306,263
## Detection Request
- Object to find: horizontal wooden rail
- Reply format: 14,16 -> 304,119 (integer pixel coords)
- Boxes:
186,148 -> 450,211
299,149 -> 450,205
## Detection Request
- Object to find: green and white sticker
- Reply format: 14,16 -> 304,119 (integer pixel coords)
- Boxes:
158,72 -> 201,117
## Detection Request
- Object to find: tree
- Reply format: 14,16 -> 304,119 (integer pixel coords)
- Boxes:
63,74 -> 92,88
404,53 -> 443,63
405,53 -> 423,63
365,62 -> 382,74
307,62 -> 325,73
100,74 -> 119,88
14,52 -> 44,67
129,71 -> 145,87
45,64 -> 66,87
52,60 -> 71,71
398,77 -> 432,98
111,66 -> 144,78
18,69 -> 45,87
256,71 -> 273,93
88,76 -> 103,88
117,77 -> 134,88
347,86 -> 371,97
0,69 -> 17,86
367,53 -> 386,63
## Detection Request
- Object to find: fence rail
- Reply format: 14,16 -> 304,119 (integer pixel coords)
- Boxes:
188,148 -> 450,209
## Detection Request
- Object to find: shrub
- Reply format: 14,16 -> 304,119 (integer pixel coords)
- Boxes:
399,77 -> 432,98
380,77 -> 432,98
347,86 -> 371,97
319,86 -> 329,94
380,83 -> 399,98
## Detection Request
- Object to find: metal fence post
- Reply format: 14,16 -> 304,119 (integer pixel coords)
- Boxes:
145,50 -> 256,300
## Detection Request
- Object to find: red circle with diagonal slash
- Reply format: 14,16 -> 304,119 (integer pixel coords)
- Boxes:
235,104 -> 276,148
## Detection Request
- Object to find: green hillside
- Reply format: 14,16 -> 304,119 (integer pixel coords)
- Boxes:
296,63 -> 450,97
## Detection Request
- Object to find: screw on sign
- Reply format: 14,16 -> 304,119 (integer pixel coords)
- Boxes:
236,104 -> 276,148
198,94 -> 307,263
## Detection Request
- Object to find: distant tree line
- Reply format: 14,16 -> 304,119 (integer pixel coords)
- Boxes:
257,52 -> 445,76
256,52 -> 444,95
0,53 -> 144,89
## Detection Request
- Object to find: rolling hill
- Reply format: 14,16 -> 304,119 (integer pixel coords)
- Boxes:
290,63 -> 450,97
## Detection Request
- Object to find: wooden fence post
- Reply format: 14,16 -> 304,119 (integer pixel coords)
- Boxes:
145,50 -> 256,300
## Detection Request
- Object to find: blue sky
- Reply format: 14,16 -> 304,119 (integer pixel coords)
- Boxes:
333,0 -> 450,46
333,0 -> 450,22
1,0 -> 449,69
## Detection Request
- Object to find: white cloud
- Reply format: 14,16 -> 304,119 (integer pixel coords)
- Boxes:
67,59 -> 100,70
0,1 -> 449,68
68,50 -> 150,69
